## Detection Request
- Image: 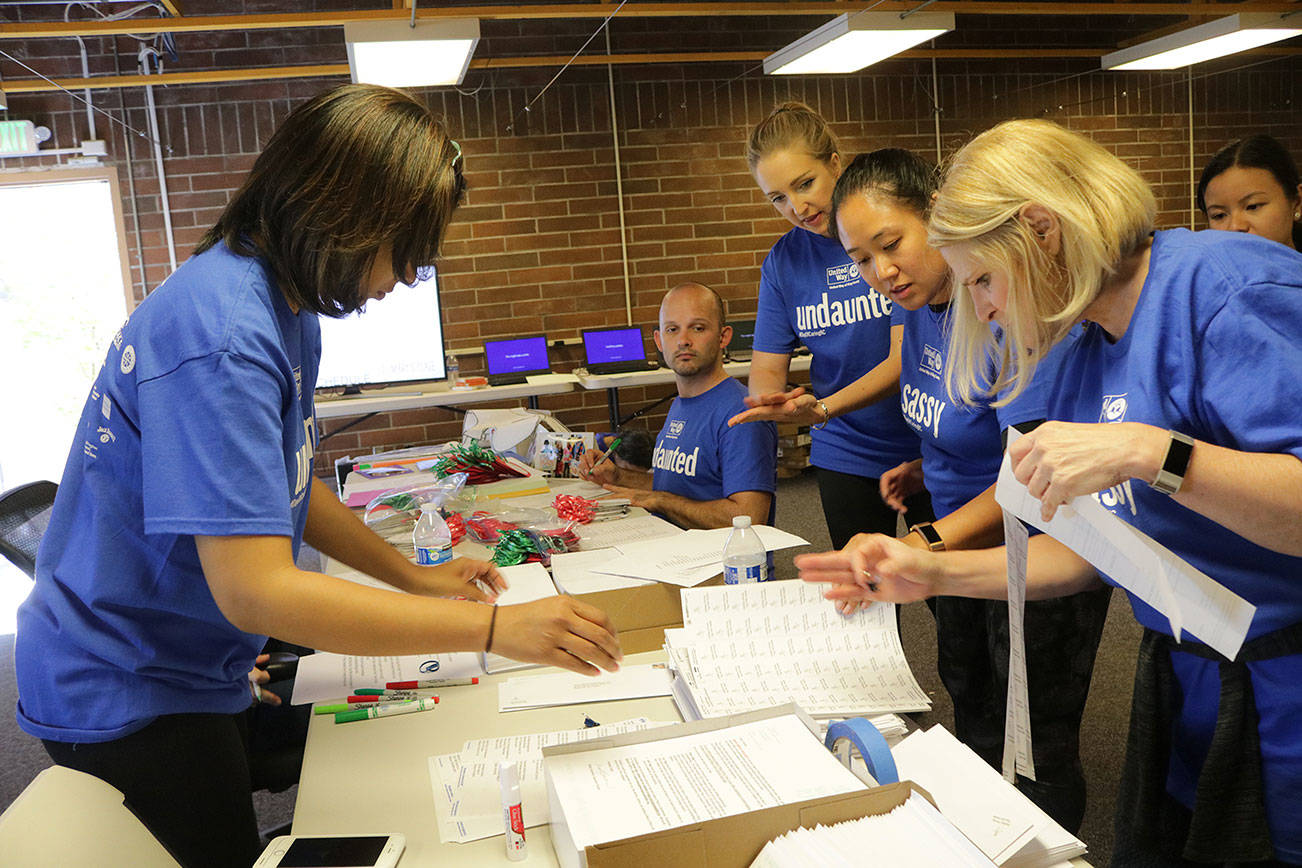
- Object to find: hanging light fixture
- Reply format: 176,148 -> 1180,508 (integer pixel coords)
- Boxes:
763,11 -> 954,76
345,18 -> 481,88
1102,12 -> 1301,71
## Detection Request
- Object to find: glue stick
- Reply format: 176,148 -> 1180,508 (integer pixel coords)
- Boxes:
499,760 -> 527,860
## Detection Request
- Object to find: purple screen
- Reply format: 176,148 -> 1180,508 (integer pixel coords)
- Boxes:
583,328 -> 645,365
484,336 -> 549,374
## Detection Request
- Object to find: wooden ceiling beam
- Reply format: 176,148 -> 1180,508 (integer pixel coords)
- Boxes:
3,3 -> 1299,39
5,45 -> 1298,93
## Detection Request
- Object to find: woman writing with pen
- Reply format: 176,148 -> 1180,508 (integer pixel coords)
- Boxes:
14,84 -> 621,868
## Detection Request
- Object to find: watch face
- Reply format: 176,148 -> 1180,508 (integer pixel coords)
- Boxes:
913,523 -> 943,551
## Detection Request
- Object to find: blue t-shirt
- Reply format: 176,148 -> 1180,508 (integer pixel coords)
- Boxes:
754,227 -> 920,477
894,302 -> 1065,518
1046,229 -> 1302,859
15,241 -> 321,744
652,377 -> 778,524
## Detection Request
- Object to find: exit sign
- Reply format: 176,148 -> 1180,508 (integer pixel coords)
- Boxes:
0,121 -> 38,155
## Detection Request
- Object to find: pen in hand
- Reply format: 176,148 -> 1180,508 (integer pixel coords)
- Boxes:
592,436 -> 622,471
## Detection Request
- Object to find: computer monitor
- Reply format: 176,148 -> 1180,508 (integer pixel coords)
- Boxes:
484,334 -> 551,385
726,318 -> 756,361
581,326 -> 649,373
316,268 -> 446,391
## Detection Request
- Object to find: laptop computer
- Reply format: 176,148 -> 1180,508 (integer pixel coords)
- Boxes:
725,318 -> 757,363
581,326 -> 658,375
484,334 -> 551,386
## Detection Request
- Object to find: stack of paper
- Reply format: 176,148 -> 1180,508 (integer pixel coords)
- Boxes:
750,791 -> 996,868
544,710 -> 870,864
592,525 -> 810,586
483,562 -> 560,674
428,717 -> 672,843
665,581 -> 931,719
892,725 -> 1086,867
572,513 -> 684,552
290,650 -> 483,705
497,663 -> 673,712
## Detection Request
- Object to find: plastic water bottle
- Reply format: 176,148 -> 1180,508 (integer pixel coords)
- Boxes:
446,350 -> 460,387
723,515 -> 767,584
413,503 -> 453,566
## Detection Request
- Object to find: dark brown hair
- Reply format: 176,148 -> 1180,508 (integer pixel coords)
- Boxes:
198,84 -> 466,316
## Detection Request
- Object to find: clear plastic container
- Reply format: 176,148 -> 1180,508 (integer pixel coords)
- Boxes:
446,351 -> 460,386
723,515 -> 767,584
413,503 -> 454,565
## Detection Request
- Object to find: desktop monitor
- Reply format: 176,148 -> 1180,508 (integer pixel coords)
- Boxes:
726,318 -> 757,360
315,268 -> 446,391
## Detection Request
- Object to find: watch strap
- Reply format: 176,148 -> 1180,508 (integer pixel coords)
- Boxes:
910,521 -> 945,552
1150,430 -> 1195,495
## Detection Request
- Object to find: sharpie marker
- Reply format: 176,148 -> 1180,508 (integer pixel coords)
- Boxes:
334,696 -> 439,724
347,692 -> 431,703
352,687 -> 439,696
384,678 -> 479,689
315,699 -> 415,715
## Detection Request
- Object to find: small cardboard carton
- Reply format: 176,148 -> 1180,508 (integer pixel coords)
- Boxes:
569,574 -> 723,655
544,704 -> 936,868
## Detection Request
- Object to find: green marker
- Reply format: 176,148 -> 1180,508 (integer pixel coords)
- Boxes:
335,696 -> 440,724
314,699 -> 414,715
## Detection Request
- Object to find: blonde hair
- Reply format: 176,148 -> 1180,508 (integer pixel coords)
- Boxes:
746,101 -> 839,170
928,119 -> 1155,405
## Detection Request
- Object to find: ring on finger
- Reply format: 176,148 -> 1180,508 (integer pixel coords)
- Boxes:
860,569 -> 880,593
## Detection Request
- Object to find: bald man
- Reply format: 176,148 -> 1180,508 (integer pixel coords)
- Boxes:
578,283 -> 777,530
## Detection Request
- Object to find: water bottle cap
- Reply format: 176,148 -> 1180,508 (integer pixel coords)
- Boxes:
731,515 -> 751,528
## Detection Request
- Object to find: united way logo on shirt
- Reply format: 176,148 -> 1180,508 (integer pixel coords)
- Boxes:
1094,393 -> 1137,515
666,420 -> 685,439
920,344 -> 944,381
826,262 -> 860,291
1099,394 -> 1128,423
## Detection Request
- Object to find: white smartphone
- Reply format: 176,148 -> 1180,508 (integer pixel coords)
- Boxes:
252,834 -> 405,868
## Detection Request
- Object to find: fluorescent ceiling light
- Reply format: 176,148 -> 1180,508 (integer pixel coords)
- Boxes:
1102,13 -> 1301,71
764,11 -> 954,75
345,18 -> 480,87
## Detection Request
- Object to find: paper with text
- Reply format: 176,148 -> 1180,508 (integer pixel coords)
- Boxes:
549,549 -> 657,595
593,526 -> 810,585
290,650 -> 483,705
1001,509 -> 1036,783
994,453 -> 1254,659
574,513 -> 684,552
498,663 -> 673,712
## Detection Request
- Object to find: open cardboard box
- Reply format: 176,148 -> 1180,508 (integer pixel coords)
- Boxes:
569,574 -> 723,654
543,705 -> 940,868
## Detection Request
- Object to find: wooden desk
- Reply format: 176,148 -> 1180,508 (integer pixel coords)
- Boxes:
291,651 -> 679,867
574,356 -> 813,429
314,374 -> 578,421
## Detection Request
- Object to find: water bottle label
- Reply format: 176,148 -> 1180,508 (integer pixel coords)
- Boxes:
724,564 -> 764,584
416,545 -> 453,566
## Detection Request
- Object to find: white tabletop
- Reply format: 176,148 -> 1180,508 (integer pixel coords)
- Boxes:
573,354 -> 812,389
291,650 -> 679,867
314,374 -> 578,420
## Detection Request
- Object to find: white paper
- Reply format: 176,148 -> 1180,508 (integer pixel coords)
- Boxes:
1001,508 -> 1036,783
430,717 -> 671,844
665,582 -> 931,718
483,562 -> 559,674
994,453 -> 1255,659
290,650 -> 483,705
546,713 -> 866,849
498,663 -> 673,712
893,726 -> 1083,866
549,549 -> 657,595
574,513 -> 684,551
593,526 -> 810,585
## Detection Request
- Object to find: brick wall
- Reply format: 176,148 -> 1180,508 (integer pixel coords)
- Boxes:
4,23 -> 1298,478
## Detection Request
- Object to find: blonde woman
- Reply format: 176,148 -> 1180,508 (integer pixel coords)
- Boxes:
798,119 -> 1302,865
735,103 -> 925,547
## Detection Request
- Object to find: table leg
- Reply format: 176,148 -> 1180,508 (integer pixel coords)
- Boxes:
607,387 -> 621,430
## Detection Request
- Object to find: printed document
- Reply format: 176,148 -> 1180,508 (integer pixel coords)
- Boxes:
498,663 -> 674,712
290,650 -> 482,705
593,525 -> 809,585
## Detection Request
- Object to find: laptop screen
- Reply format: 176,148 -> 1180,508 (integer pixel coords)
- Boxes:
582,327 -> 646,365
484,335 -> 550,375
727,319 -> 756,353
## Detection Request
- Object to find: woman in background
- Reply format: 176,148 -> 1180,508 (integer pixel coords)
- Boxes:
737,103 -> 925,547
1197,133 -> 1300,250
800,118 -> 1302,866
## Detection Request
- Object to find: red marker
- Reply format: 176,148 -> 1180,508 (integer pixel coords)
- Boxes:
385,677 -> 478,689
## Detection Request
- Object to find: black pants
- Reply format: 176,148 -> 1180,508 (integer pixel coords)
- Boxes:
815,465 -> 933,549
932,587 -> 1113,834
43,712 -> 264,868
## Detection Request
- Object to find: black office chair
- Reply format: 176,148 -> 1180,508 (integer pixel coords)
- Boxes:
0,480 -> 58,579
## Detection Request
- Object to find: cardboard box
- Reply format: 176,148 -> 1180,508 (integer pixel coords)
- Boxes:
544,705 -> 937,868
571,575 -> 722,654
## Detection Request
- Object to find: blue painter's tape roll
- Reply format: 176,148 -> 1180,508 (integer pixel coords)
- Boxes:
824,718 -> 898,784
